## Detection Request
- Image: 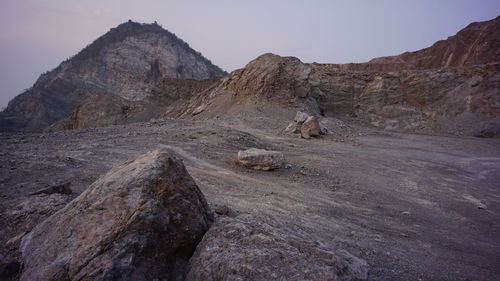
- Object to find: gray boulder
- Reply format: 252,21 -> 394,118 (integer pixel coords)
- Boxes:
20,150 -> 213,281
186,215 -> 368,281
235,148 -> 285,171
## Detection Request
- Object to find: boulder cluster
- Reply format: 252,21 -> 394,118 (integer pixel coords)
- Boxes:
285,111 -> 328,139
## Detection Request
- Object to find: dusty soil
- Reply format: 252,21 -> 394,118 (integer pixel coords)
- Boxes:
1,111 -> 499,281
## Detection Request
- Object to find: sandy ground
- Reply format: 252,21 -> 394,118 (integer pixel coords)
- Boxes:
1,113 -> 500,281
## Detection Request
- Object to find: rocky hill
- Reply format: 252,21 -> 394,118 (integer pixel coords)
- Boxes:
0,21 -> 225,132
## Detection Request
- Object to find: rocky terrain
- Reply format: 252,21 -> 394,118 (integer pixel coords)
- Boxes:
1,116 -> 499,281
1,15 -> 500,281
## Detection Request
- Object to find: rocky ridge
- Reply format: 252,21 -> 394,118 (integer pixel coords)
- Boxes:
368,15 -> 500,70
168,53 -> 499,137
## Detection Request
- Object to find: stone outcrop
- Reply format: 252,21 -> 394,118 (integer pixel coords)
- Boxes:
0,21 -> 225,132
186,215 -> 368,281
47,76 -> 222,131
235,148 -> 284,170
19,150 -> 213,281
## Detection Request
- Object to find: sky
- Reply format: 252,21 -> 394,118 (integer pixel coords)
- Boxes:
1,0 -> 499,109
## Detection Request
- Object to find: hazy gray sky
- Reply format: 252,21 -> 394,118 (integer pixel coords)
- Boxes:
1,0 -> 499,108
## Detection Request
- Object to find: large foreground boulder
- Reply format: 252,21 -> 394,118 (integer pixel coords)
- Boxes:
19,150 -> 213,281
186,215 -> 368,281
235,148 -> 285,171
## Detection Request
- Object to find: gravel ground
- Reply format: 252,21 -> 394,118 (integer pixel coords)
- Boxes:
1,115 -> 499,281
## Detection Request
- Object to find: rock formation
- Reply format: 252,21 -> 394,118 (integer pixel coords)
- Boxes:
0,21 -> 225,132
171,16 -> 499,137
46,93 -> 163,131
19,150 -> 213,281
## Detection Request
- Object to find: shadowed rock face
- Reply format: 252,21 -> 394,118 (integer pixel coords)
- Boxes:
46,93 -> 163,131
0,21 -> 225,132
19,150 -> 213,281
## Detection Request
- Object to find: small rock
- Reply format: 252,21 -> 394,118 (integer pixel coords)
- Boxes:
284,122 -> 300,134
192,104 -> 207,116
319,122 -> 329,135
301,116 -> 321,138
294,111 -> 310,124
213,205 -> 237,217
236,148 -> 285,171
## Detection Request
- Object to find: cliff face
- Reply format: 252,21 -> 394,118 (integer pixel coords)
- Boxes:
173,56 -> 499,137
368,15 -> 500,70
0,21 -> 225,132
164,16 -> 499,137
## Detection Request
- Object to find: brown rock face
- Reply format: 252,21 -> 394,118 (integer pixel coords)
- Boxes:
186,215 -> 368,281
369,16 -> 500,70
19,150 -> 213,281
178,54 -> 499,137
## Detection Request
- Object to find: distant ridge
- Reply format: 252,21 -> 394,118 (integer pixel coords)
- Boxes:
368,15 -> 500,69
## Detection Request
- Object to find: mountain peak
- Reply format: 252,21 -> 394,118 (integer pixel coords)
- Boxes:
0,21 -> 226,132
